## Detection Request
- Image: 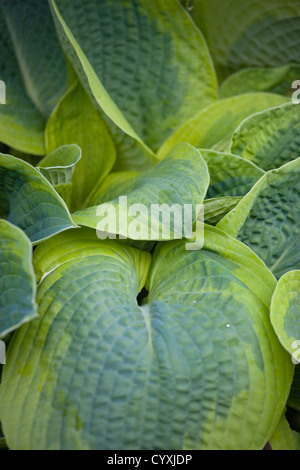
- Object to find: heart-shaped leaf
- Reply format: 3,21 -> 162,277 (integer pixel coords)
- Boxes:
0,225 -> 293,450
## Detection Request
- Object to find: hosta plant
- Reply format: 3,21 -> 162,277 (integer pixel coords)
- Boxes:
0,0 -> 300,451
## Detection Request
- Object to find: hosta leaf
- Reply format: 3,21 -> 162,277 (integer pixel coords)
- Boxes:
0,220 -> 37,339
230,102 -> 300,171
32,227 -> 151,285
145,226 -> 293,449
270,271 -> 300,359
0,225 -> 293,450
87,171 -> 238,229
0,0 -> 72,154
46,81 -> 117,211
217,158 -> 300,279
7,148 -> 41,168
200,149 -> 264,198
89,175 -> 241,227
0,229 -> 151,450
220,65 -> 300,99
49,0 -> 217,153
89,172 -> 241,228
191,0 -> 300,80
0,154 -> 76,244
72,143 -> 209,240
157,93 -> 287,159
86,171 -> 141,208
269,412 -> 300,450
48,0 -> 155,165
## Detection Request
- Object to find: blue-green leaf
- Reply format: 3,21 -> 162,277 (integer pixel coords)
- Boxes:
0,226 -> 293,449
218,158 -> 300,279
0,154 -> 76,244
230,102 -> 300,171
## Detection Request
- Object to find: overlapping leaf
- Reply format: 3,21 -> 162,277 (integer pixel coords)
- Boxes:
0,225 -> 293,449
0,220 -> 37,339
49,0 -> 218,158
200,149 -> 264,198
217,158 -> 300,279
230,102 -> 300,171
86,170 -> 240,227
0,154 -> 76,244
157,93 -> 287,159
72,143 -> 209,240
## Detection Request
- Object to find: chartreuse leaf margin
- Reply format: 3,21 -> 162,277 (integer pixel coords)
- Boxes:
157,93 -> 288,159
72,143 -> 209,241
0,225 -> 293,450
49,0 -> 218,168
